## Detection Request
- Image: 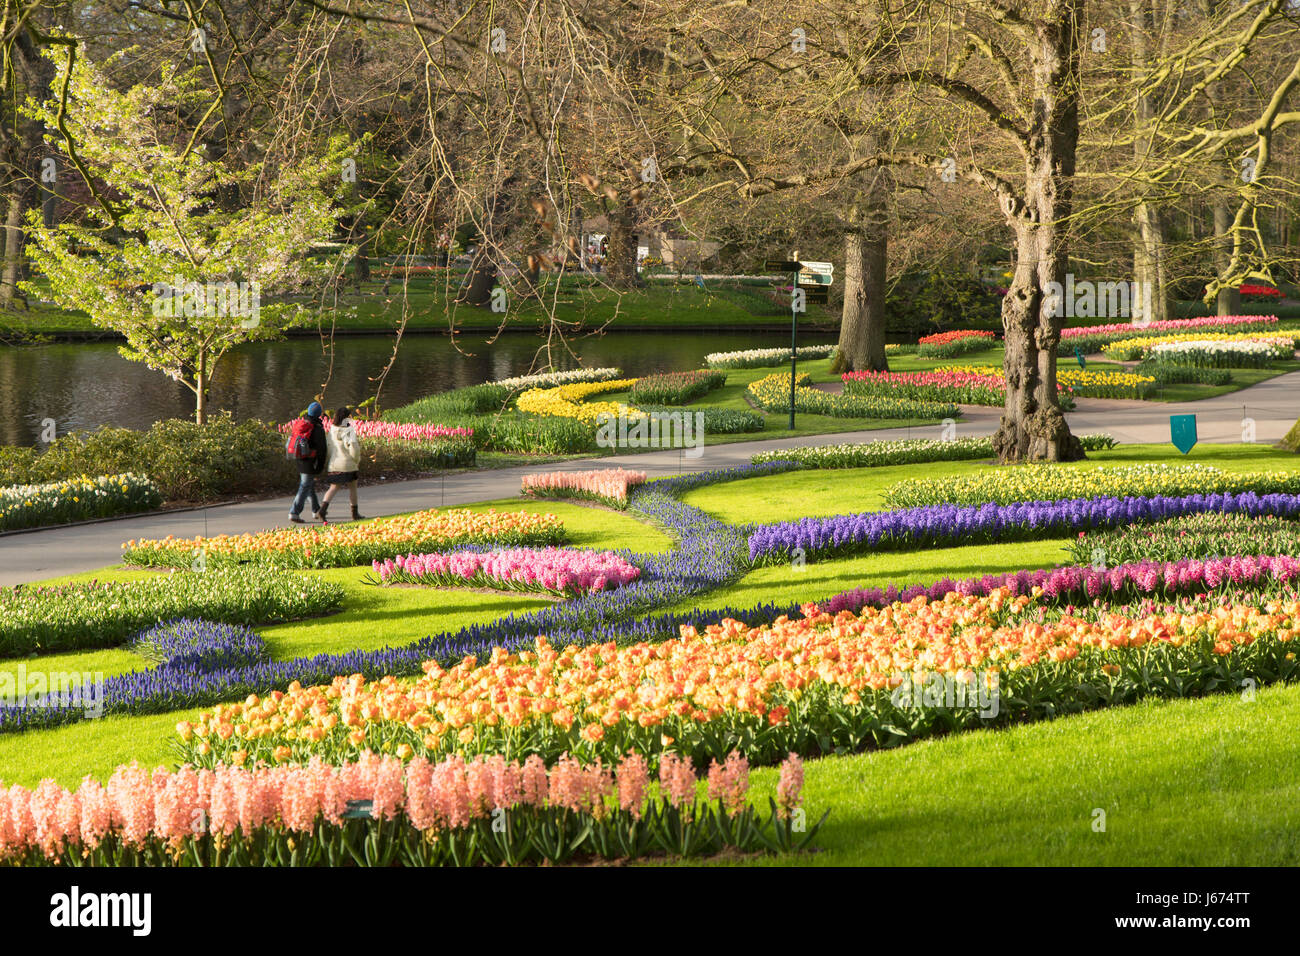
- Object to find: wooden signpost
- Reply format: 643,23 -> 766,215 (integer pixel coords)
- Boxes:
763,256 -> 835,429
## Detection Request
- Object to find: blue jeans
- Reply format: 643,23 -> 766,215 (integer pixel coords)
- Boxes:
290,473 -> 320,517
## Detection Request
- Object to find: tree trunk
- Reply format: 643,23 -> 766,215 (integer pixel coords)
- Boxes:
1129,0 -> 1170,324
0,28 -> 53,311
194,371 -> 207,425
457,176 -> 516,307
1212,198 -> 1241,315
0,191 -> 28,309
605,195 -> 641,288
992,5 -> 1085,464
1133,204 -> 1171,322
460,249 -> 497,306
833,220 -> 888,373
353,218 -> 371,286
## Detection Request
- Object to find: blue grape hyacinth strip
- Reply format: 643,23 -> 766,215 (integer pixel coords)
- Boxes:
746,491 -> 1300,563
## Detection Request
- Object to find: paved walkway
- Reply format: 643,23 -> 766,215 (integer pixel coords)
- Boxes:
2,369 -> 1297,584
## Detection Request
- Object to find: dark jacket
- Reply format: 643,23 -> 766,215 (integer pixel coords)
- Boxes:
297,415 -> 327,475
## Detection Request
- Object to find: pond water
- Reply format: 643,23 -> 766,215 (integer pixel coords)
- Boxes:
0,328 -> 837,446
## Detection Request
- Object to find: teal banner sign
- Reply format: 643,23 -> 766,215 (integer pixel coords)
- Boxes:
1170,414 -> 1198,454
1074,348 -> 1086,369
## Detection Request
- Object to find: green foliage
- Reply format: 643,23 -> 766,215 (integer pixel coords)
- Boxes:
0,415 -> 292,501
21,52 -> 353,421
0,474 -> 161,531
387,385 -> 595,454
886,271 -> 1002,335
362,436 -> 477,472
0,568 -> 344,657
747,371 -> 957,420
1136,362 -> 1232,386
387,383 -> 513,420
885,462 -> 1300,509
636,404 -> 765,434
752,434 -> 1116,470
1285,418 -> 1300,453
628,370 -> 727,405
1068,513 -> 1300,565
915,333 -> 998,358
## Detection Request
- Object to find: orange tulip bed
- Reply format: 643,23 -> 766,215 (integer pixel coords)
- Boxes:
121,508 -> 567,570
176,587 -> 1300,772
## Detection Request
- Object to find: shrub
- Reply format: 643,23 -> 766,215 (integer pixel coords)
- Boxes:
886,270 -> 1002,335
0,568 -> 344,657
628,370 -> 727,404
0,474 -> 162,531
0,414 -> 292,502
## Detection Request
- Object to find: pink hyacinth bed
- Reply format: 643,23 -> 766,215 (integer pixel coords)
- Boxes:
372,547 -> 642,597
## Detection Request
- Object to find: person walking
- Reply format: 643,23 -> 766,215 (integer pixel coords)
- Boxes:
318,406 -> 364,522
286,401 -> 327,523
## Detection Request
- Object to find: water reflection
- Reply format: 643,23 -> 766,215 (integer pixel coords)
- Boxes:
0,329 -> 834,446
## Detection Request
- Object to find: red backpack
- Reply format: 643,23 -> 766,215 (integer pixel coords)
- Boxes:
285,418 -> 316,460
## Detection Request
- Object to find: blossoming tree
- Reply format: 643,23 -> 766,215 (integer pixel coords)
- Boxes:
22,48 -> 352,423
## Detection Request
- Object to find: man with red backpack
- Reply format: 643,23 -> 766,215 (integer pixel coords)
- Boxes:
286,401 -> 328,523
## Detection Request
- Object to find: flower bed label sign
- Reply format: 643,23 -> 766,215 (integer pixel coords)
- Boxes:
797,262 -> 833,286
343,799 -> 374,819
1074,348 -> 1086,368
1170,414 -> 1198,454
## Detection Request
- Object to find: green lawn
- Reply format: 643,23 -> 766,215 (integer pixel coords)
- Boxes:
682,442 -> 1300,525
3,443 -> 1300,868
600,357 -> 947,445
700,680 -> 1300,866
1,276 -> 840,336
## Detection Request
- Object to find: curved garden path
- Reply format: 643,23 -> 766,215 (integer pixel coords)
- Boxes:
2,368 -> 1297,585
